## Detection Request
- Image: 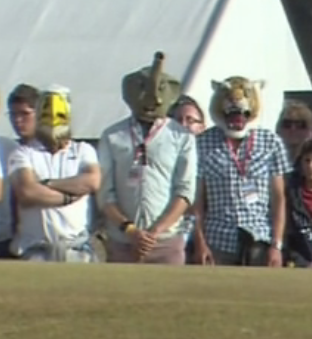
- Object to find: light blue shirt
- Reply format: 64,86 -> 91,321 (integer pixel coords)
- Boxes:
97,117 -> 197,243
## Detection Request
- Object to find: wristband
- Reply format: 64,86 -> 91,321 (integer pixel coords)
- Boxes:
119,221 -> 136,233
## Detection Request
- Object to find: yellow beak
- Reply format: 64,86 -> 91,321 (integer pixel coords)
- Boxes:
39,93 -> 70,127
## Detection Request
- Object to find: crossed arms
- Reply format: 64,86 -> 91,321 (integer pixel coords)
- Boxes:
9,145 -> 101,208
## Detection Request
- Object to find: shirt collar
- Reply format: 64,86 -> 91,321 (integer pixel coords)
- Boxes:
29,138 -> 73,154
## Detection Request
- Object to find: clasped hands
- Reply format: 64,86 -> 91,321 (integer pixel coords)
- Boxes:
128,228 -> 158,260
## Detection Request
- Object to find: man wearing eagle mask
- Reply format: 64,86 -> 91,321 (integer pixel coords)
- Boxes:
97,52 -> 197,264
8,85 -> 101,262
193,76 -> 292,267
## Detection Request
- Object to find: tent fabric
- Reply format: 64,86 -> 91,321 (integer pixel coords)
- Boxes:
0,0 -> 221,139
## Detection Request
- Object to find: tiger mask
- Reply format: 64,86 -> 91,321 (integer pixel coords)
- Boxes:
210,76 -> 265,139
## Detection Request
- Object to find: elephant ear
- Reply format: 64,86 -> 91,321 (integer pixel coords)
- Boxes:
167,77 -> 181,105
121,69 -> 146,114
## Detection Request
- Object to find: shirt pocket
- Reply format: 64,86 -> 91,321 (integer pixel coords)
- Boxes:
247,151 -> 271,178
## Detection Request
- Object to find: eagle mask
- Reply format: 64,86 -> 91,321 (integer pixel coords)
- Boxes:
36,85 -> 71,150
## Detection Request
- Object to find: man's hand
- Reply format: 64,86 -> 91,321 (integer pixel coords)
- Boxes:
129,230 -> 157,260
63,193 -> 81,205
193,238 -> 215,265
268,247 -> 282,267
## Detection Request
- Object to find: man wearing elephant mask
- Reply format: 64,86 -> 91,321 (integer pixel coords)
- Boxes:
97,52 -> 197,264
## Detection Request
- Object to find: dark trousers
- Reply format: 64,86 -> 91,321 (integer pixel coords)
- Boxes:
186,230 -> 269,266
237,229 -> 269,266
186,229 -> 269,266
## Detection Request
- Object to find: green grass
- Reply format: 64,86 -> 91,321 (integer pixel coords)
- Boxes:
0,263 -> 311,339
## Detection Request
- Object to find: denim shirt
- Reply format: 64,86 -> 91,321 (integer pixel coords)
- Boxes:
97,117 -> 197,243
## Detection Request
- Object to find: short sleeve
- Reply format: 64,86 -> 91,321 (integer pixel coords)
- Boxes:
270,135 -> 293,176
78,142 -> 99,170
8,147 -> 33,176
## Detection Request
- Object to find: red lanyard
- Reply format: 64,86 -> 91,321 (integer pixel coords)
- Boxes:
226,132 -> 254,177
130,118 -> 166,162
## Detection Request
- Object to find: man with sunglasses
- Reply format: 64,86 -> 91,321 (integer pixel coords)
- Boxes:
276,100 -> 312,163
97,52 -> 197,264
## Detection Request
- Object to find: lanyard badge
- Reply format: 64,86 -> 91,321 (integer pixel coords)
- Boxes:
227,132 -> 259,205
226,132 -> 254,177
127,119 -> 166,186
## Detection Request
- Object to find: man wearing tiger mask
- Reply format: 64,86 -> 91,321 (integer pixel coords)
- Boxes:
8,85 -> 101,262
194,76 -> 292,266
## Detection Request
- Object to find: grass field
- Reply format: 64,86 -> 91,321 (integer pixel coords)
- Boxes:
0,263 -> 311,339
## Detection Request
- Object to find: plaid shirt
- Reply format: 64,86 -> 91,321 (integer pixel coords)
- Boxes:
197,126 -> 292,253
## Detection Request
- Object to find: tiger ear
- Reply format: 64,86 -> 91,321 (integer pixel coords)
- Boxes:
211,80 -> 222,91
211,80 -> 231,91
252,79 -> 266,89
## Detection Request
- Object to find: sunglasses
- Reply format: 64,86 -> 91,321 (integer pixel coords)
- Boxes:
281,119 -> 308,130
136,143 -> 147,166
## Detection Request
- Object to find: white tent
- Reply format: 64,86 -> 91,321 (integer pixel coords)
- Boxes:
0,0 -> 310,139
185,0 -> 312,130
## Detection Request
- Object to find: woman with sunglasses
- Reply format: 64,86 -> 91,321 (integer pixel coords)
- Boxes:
276,100 -> 312,163
276,100 -> 312,266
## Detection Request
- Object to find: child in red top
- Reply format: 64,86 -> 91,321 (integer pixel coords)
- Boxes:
286,138 -> 312,267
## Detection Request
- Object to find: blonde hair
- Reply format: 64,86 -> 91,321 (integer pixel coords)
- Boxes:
276,100 -> 312,134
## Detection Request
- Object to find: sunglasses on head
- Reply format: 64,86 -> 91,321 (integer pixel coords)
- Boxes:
281,119 -> 308,130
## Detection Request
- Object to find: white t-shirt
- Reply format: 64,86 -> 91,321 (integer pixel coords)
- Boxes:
8,140 -> 98,255
0,137 -> 18,241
